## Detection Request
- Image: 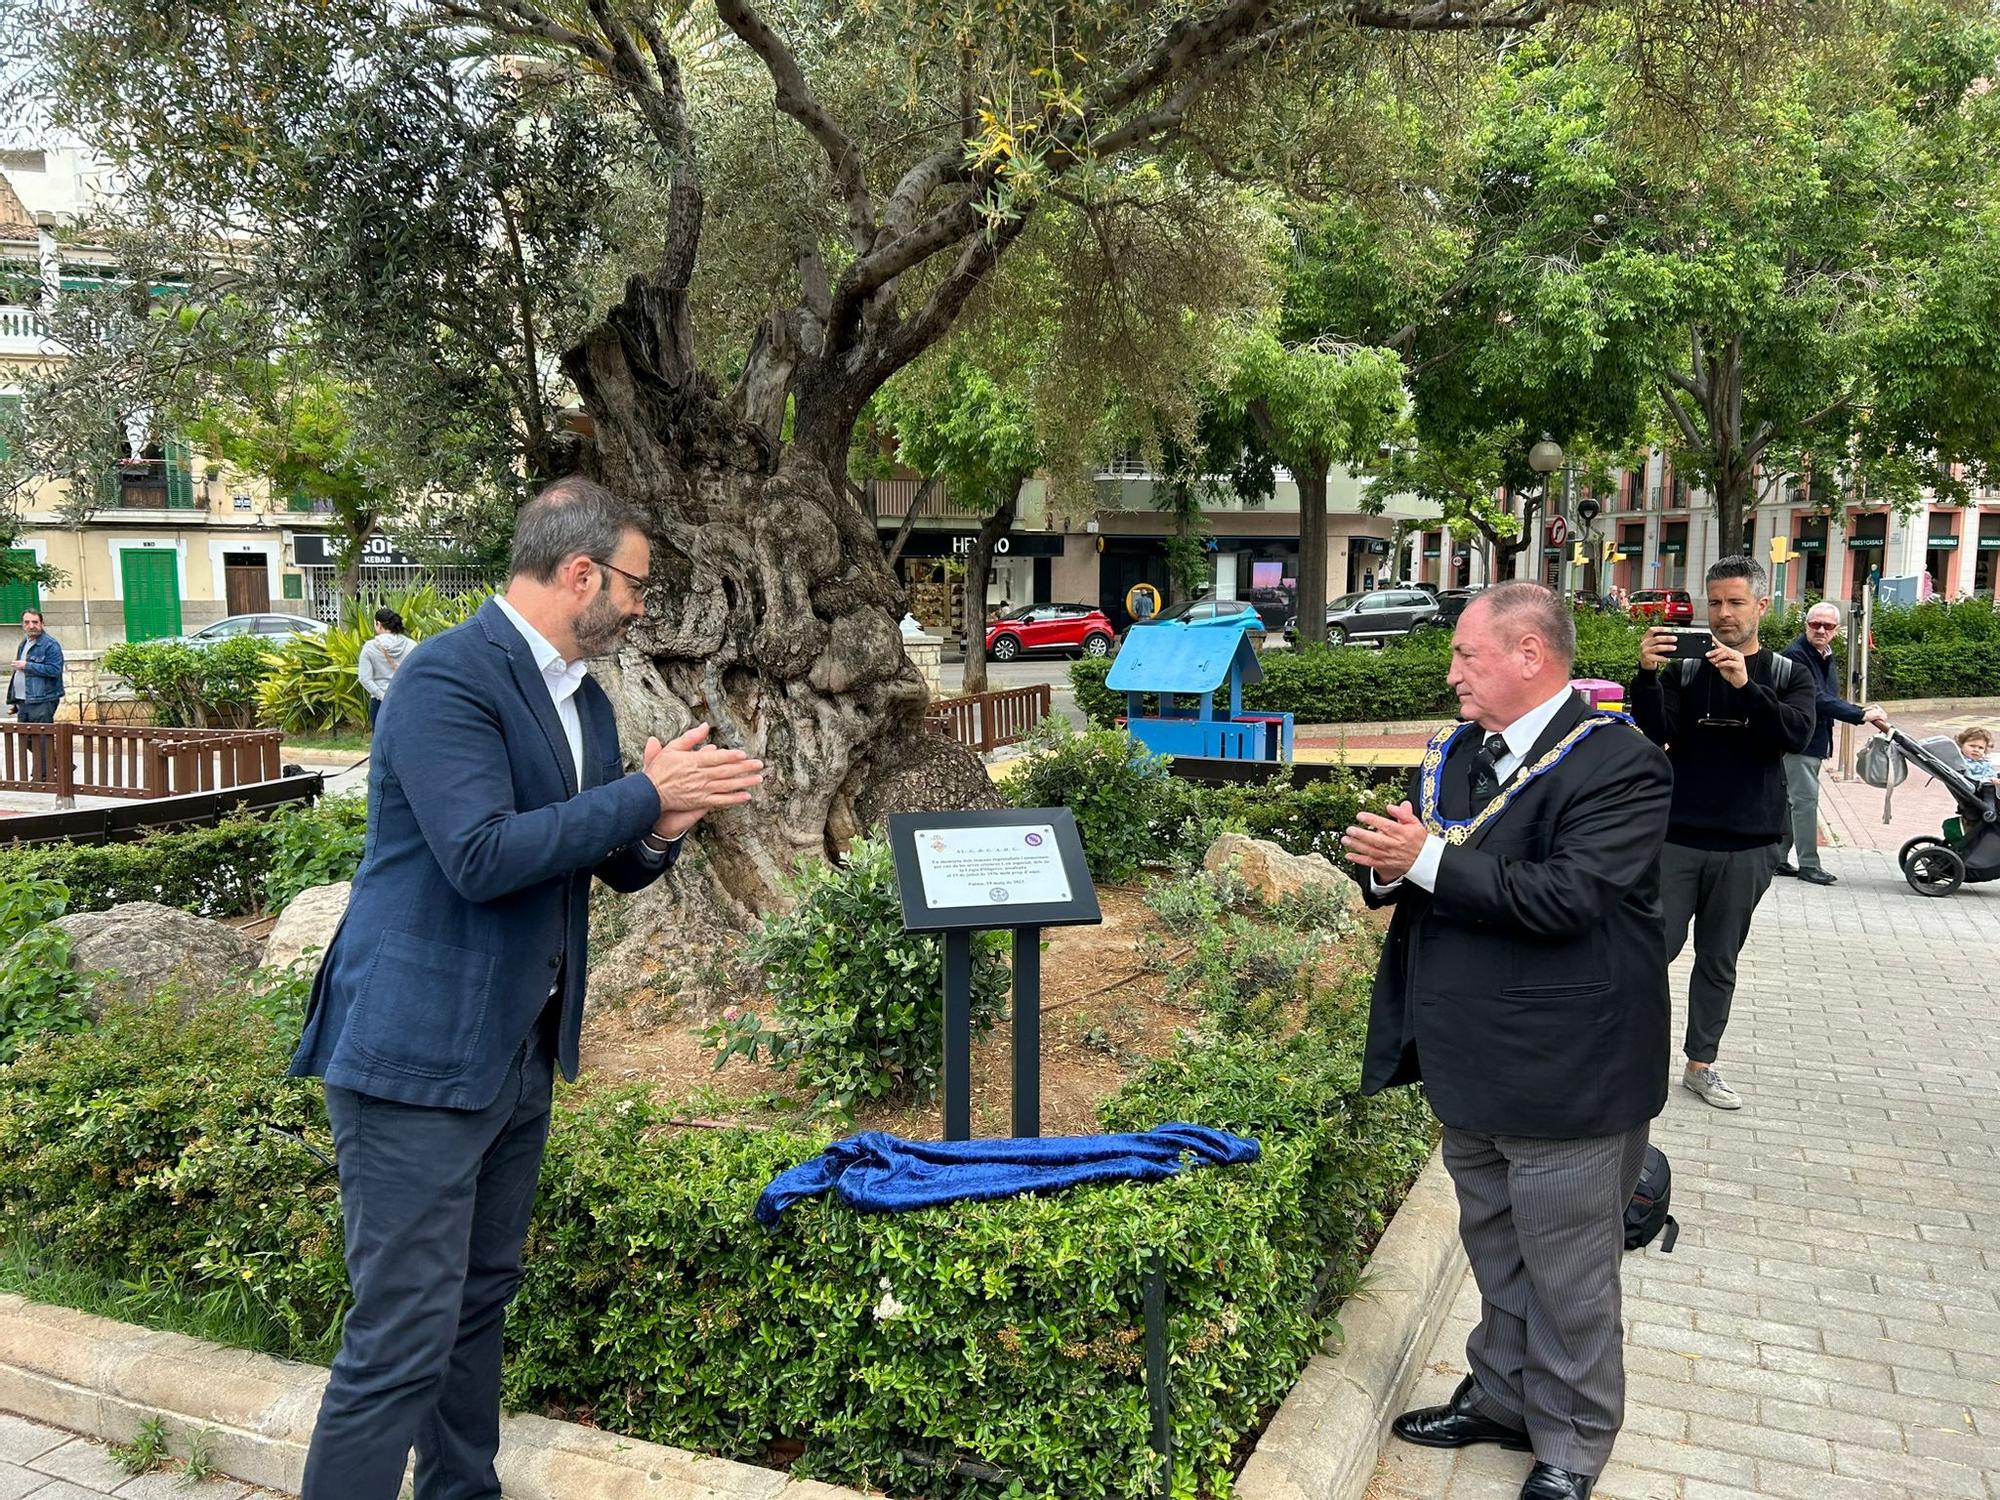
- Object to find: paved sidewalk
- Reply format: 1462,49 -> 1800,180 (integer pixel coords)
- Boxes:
1376,845 -> 2000,1500
0,1412 -> 268,1498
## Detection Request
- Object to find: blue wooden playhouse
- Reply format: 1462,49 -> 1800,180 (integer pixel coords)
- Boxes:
1106,621 -> 1294,761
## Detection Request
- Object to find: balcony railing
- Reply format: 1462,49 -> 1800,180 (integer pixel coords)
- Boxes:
98,457 -> 197,510
870,477 -> 985,520
0,305 -> 56,355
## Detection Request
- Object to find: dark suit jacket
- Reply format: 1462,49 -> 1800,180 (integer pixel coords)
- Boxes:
1361,692 -> 1674,1139
291,601 -> 673,1110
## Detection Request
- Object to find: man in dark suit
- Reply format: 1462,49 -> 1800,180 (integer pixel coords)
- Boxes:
1343,581 -> 1672,1500
290,477 -> 763,1500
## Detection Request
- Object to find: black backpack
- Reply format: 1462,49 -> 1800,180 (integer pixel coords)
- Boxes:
1624,1145 -> 1679,1252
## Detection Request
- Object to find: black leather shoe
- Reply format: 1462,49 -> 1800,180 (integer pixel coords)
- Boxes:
1798,867 -> 1839,885
1519,1462 -> 1595,1500
1774,861 -> 1798,876
1391,1375 -> 1532,1451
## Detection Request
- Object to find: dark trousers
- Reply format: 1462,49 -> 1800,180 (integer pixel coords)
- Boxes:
366,696 -> 381,730
15,698 -> 56,781
301,1030 -> 554,1500
1445,1125 -> 1650,1475
1659,841 -> 1776,1064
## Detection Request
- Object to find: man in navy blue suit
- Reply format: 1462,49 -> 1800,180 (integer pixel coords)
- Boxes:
290,476 -> 763,1500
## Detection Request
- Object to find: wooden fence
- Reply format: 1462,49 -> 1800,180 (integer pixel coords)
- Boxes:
0,773 -> 325,847
923,683 -> 1052,752
0,723 -> 285,802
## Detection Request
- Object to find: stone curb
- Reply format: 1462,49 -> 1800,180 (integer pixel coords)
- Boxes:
1236,1146 -> 1464,1500
0,1152 -> 1462,1500
0,1293 -> 876,1499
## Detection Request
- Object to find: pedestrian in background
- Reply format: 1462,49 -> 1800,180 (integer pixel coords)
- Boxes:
1776,602 -> 1886,885
1630,556 -> 1814,1110
356,607 -> 414,731
7,609 -> 64,783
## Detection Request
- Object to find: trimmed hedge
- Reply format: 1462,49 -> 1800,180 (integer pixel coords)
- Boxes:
1075,615 -> 1645,727
0,965 -> 1432,1498
0,796 -> 368,917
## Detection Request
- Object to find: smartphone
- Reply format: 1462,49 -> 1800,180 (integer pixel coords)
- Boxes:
1667,628 -> 1714,659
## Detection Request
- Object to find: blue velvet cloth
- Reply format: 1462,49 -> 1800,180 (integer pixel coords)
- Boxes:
754,1122 -> 1259,1227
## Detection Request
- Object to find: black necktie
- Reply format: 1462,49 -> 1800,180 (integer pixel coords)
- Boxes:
1469,732 -> 1509,806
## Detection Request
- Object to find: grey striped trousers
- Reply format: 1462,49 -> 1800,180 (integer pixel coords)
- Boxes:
1442,1123 -> 1650,1475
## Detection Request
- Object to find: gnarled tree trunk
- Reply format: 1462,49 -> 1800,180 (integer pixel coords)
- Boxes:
565,282 -> 999,925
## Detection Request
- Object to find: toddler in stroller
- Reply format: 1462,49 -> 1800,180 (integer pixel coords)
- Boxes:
1860,725 -> 2000,896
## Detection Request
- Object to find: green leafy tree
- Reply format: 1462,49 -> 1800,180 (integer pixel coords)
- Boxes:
1421,5 -> 2000,556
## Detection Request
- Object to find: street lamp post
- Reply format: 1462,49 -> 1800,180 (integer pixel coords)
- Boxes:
1528,438 -> 1564,589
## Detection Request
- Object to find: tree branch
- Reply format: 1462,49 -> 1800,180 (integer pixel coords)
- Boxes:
711,0 -> 874,251
1657,380 -> 1706,452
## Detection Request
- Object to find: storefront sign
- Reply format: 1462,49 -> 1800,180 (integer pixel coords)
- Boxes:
292,533 -> 429,568
1848,537 -> 1886,550
1928,535 -> 1961,550
892,531 -> 1065,558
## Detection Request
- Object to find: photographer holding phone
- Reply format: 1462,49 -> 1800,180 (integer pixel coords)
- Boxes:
1629,556 -> 1814,1111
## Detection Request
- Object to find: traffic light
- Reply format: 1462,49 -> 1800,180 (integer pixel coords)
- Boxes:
1600,537 -> 1618,564
1769,535 -> 1793,565
1572,543 -> 1588,567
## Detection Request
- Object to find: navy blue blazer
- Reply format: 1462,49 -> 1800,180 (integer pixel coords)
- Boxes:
291,600 -> 673,1109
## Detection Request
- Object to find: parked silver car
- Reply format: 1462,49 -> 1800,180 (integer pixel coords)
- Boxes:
179,613 -> 328,645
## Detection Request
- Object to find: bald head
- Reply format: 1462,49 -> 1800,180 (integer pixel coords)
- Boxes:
1448,583 -> 1576,732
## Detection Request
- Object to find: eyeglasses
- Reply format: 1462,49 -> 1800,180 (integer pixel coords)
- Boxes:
595,559 -> 650,594
1806,621 -> 1839,631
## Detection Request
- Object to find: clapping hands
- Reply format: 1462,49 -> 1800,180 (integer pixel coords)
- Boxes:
642,723 -> 764,841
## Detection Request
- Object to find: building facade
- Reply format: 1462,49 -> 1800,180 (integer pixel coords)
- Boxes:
0,150 -> 336,644
1398,450 -> 2000,605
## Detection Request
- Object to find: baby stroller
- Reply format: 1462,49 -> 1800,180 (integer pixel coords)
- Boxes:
1861,727 -> 2000,897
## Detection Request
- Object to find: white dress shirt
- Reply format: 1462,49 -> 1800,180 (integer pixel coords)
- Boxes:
494,597 -> 588,788
493,597 -> 671,883
1375,683 -> 1579,895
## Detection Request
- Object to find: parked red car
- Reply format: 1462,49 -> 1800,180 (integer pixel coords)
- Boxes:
1628,589 -> 1694,625
979,603 -> 1117,662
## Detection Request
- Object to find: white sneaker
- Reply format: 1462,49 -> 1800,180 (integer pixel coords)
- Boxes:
1683,1065 -> 1742,1110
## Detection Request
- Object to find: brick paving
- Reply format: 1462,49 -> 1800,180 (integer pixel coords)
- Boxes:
1375,843 -> 2000,1500
0,1413 -> 263,1498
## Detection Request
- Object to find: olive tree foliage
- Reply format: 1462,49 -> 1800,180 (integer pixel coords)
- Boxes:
12,0 -> 1806,916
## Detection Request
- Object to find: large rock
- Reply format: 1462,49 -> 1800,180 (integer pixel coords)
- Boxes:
49,902 -> 264,1016
261,881 -> 351,974
1203,833 -> 1365,918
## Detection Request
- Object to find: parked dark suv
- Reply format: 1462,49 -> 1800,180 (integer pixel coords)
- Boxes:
1285,588 -> 1440,645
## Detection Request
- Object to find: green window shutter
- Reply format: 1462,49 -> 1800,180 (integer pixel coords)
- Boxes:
281,572 -> 303,600
96,465 -> 118,509
165,437 -> 195,508
119,549 -> 182,641
0,395 -> 21,463
287,483 -> 313,513
0,549 -> 40,620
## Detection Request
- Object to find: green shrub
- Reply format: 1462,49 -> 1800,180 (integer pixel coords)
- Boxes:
0,945 -> 1435,1499
0,999 -> 348,1358
0,878 -> 90,1061
256,624 -> 370,735
1871,597 -> 2000,646
1004,717 -> 1180,880
705,835 -> 1011,1114
264,794 -> 368,911
1871,639 -> 2000,698
0,799 -> 367,919
102,636 -> 279,728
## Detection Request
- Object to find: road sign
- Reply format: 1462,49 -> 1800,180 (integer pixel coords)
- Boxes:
1548,515 -> 1570,546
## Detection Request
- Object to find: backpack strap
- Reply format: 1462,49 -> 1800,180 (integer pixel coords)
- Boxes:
1659,1215 -> 1678,1253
